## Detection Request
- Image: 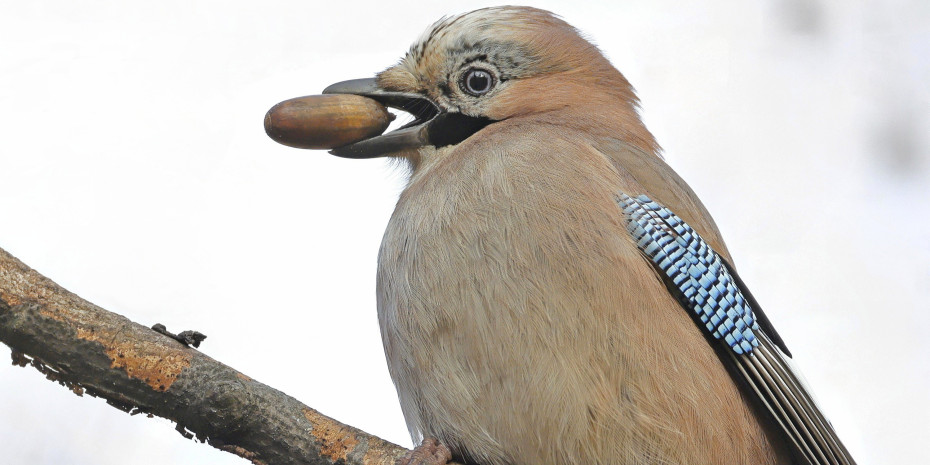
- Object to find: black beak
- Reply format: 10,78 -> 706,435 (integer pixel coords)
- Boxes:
323,78 -> 493,159
322,78 -> 438,159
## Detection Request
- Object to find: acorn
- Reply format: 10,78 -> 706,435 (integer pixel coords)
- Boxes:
264,94 -> 393,150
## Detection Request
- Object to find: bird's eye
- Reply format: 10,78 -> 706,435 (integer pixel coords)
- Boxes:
461,68 -> 495,96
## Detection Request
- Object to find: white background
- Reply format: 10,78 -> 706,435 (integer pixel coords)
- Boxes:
1,1 -> 928,464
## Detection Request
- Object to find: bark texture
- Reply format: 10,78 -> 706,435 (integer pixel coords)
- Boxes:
0,246 -> 408,465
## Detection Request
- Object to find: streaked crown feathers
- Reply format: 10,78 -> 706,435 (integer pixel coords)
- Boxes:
378,7 -> 613,94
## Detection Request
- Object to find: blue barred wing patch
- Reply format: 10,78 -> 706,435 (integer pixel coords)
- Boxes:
617,193 -> 760,354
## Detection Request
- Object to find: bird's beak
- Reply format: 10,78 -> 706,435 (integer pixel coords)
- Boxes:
323,78 -> 491,159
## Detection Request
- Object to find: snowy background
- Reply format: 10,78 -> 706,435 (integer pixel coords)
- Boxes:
1,1 -> 928,464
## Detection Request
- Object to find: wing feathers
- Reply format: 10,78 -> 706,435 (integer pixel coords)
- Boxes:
618,192 -> 856,465
756,340 -> 855,465
736,336 -> 856,464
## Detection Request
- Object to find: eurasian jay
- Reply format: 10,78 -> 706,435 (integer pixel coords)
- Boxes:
321,6 -> 856,465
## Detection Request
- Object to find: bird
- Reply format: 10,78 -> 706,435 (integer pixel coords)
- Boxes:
321,6 -> 857,465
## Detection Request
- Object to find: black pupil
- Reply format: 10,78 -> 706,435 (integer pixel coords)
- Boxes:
467,70 -> 491,94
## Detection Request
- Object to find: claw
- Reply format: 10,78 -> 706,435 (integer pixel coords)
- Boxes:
396,437 -> 452,465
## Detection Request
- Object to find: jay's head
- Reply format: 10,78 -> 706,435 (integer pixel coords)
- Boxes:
324,6 -> 649,162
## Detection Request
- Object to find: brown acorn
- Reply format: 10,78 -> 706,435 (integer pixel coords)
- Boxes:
264,94 -> 393,150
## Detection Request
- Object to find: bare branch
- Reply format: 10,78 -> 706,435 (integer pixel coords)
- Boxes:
0,246 -> 407,465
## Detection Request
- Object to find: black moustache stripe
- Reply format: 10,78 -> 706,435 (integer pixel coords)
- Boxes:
426,112 -> 494,147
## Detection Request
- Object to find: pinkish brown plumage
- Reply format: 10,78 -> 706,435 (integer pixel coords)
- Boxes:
319,6 -> 856,465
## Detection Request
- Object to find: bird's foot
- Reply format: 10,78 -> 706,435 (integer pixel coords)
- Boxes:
397,437 -> 452,465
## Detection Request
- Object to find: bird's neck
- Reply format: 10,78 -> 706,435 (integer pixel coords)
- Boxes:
488,72 -> 661,157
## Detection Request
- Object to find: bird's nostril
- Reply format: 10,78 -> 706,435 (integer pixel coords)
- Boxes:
394,97 -> 440,130
406,99 -> 439,122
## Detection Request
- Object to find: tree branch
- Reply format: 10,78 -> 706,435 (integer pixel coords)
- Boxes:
0,246 -> 408,465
